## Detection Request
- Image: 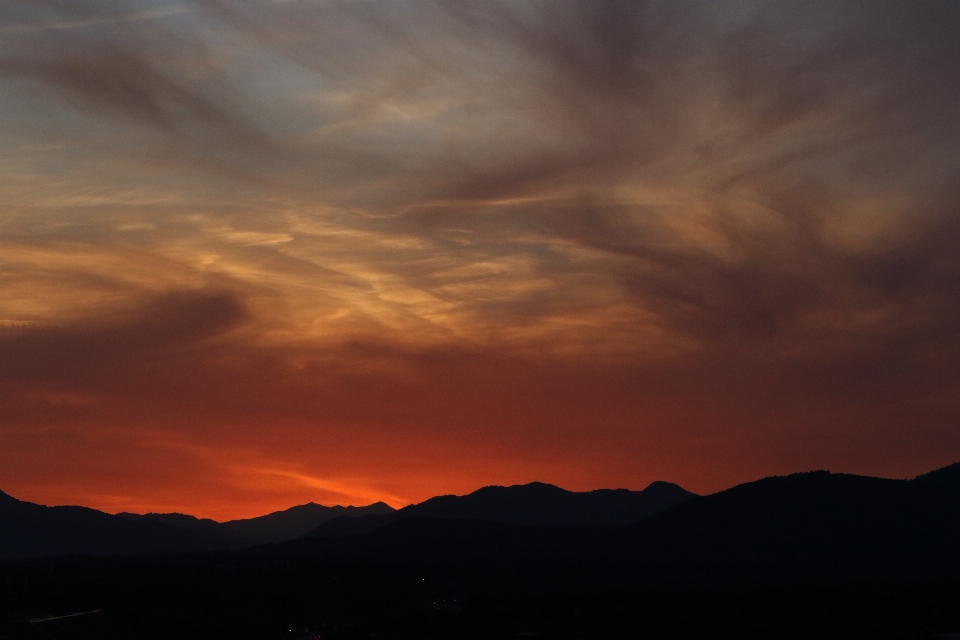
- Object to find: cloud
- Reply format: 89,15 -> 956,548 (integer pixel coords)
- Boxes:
2,0 -> 960,511
0,289 -> 249,385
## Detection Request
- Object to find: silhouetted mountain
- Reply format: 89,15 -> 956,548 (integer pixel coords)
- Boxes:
406,480 -> 696,524
116,512 -> 259,546
9,461 -> 960,587
620,462 -> 960,581
6,465 -> 960,639
0,493 -> 250,560
306,480 -> 696,537
223,501 -> 395,542
300,465 -> 960,582
913,459 -> 960,495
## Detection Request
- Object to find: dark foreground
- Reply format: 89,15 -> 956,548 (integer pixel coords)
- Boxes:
2,519 -> 960,640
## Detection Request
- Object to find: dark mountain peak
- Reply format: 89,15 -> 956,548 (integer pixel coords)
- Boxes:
0,488 -> 20,506
0,498 -> 257,560
912,460 -> 960,484
396,479 -> 696,526
752,470 -> 833,484
145,512 -> 225,527
471,482 -> 569,496
305,479 -> 697,538
277,503 -> 328,516
640,480 -> 692,494
910,461 -> 960,503
696,469 -> 907,511
515,481 -> 566,490
117,511 -> 208,522
742,468 -> 896,488
223,500 -> 396,542
620,462 -> 960,581
145,511 -> 194,518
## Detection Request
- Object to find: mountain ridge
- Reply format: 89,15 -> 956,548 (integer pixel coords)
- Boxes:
116,511 -> 260,546
5,464 -> 960,639
222,501 -> 396,542
9,464 -> 956,565
0,498 -> 247,559
0,479 -> 696,559
304,479 -> 697,538
615,463 -> 960,581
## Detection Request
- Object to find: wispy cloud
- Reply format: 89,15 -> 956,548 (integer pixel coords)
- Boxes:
2,0 -> 960,512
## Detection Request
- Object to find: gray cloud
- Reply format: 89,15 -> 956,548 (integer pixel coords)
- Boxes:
0,0 -> 270,153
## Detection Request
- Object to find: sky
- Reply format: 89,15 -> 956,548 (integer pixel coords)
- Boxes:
1,0 -> 960,520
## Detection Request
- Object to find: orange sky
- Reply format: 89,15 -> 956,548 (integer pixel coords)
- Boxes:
2,0 -> 960,520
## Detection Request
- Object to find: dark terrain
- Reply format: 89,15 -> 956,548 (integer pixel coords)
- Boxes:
0,481 -> 694,558
2,466 -> 959,639
306,480 -> 696,538
223,502 -> 397,542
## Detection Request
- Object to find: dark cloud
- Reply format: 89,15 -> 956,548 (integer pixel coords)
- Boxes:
370,0 -> 960,354
0,1 -> 270,151
0,290 -> 249,384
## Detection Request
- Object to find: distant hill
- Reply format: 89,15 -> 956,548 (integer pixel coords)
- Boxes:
305,480 -> 696,538
619,462 -> 960,581
0,489 -> 398,558
117,511 -> 259,546
0,491 -> 249,560
222,502 -> 396,542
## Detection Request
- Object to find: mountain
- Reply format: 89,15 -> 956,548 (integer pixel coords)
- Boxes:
0,492 -> 250,560
620,462 -> 960,581
0,489 -> 395,558
116,511 -> 259,546
305,480 -> 696,537
6,466 -> 960,639
223,501 -> 395,542
299,465 -> 960,582
405,480 -> 696,524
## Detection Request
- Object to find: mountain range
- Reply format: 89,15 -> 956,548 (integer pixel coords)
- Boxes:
0,489 -> 240,559
221,461 -> 959,583
304,480 -> 695,537
0,480 -> 695,559
4,462 -> 960,580
222,501 -> 396,542
4,464 -> 960,638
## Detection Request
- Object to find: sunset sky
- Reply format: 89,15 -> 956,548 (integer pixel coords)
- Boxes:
2,0 -> 959,520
